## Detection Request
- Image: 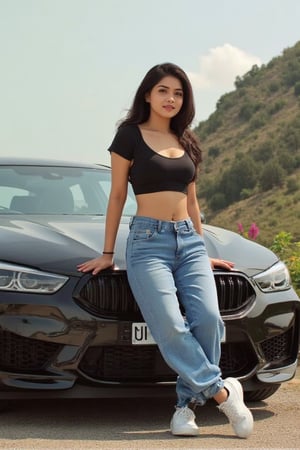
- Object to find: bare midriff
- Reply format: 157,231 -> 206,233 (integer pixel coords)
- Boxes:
135,191 -> 189,222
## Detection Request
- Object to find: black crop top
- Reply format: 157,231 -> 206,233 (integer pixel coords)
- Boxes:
107,124 -> 196,195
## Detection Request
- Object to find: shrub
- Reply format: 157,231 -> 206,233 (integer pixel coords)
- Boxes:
208,193 -> 227,211
208,146 -> 220,158
294,81 -> 300,96
216,93 -> 235,111
278,151 -> 297,174
282,60 -> 300,87
249,112 -> 268,131
280,121 -> 300,152
240,188 -> 252,200
251,140 -> 274,162
267,100 -> 286,115
270,231 -> 300,295
239,101 -> 261,121
259,161 -> 285,190
267,81 -> 280,93
206,113 -> 223,134
268,219 -> 278,227
286,177 -> 299,193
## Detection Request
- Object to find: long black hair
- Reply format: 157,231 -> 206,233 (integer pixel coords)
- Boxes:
119,63 -> 202,167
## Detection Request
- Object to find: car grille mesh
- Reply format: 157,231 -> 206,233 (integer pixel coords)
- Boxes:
79,342 -> 257,382
79,346 -> 172,382
260,327 -> 294,363
77,271 -> 255,319
0,329 -> 62,373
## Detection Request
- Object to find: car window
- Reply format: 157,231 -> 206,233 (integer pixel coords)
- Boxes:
69,184 -> 90,213
0,186 -> 31,209
0,165 -> 136,216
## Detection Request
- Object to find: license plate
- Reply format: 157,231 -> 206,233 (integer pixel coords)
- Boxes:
132,322 -> 226,344
132,323 -> 156,345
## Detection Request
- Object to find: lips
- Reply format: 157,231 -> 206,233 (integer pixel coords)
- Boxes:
163,105 -> 175,111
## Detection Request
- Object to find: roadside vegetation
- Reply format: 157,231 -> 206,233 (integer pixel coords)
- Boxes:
270,232 -> 300,296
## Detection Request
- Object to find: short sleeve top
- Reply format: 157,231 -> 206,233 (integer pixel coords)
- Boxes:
108,124 -> 196,195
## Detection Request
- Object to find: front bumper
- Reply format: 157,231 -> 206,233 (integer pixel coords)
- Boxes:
0,272 -> 299,398
257,360 -> 298,384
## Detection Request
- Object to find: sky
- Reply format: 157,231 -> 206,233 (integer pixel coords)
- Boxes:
1,0 -> 300,166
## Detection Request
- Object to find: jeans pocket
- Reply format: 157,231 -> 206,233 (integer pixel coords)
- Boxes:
132,227 -> 157,241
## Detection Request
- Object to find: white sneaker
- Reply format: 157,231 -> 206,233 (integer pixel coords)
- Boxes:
218,377 -> 253,438
170,406 -> 199,436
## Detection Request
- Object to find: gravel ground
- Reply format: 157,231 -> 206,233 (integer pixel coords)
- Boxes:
0,366 -> 299,449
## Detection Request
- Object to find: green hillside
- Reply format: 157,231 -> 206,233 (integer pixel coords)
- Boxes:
195,41 -> 300,247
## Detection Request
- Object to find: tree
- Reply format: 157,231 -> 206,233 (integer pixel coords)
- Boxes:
251,140 -> 274,163
283,60 -> 300,87
219,155 -> 257,205
239,100 -> 261,121
278,151 -> 297,173
208,192 -> 227,211
259,161 -> 285,191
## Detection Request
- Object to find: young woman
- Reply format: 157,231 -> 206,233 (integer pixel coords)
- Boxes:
78,63 -> 253,438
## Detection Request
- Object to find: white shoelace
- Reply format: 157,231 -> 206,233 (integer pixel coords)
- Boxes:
176,406 -> 195,419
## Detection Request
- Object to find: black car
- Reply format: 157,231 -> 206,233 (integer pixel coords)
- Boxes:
0,157 -> 299,403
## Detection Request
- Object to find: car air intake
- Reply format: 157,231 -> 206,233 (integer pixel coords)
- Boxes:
0,329 -> 62,373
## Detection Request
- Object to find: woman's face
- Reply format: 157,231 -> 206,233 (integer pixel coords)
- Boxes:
145,76 -> 183,120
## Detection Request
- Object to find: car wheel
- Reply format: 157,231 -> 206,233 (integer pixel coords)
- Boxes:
244,385 -> 280,402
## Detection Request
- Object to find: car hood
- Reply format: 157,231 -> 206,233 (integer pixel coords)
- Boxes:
0,216 -> 278,277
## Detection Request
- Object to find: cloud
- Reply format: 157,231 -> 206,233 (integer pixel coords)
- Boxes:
188,43 -> 262,90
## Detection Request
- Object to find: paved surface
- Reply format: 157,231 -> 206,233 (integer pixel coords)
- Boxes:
0,367 -> 299,449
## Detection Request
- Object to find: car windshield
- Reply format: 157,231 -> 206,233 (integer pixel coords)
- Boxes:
0,165 -> 137,216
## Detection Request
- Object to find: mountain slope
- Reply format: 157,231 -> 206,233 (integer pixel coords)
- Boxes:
195,41 -> 300,246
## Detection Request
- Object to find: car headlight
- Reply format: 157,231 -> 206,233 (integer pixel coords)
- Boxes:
253,261 -> 291,292
0,262 -> 68,293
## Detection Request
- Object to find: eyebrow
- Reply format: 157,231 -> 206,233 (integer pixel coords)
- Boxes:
158,84 -> 183,91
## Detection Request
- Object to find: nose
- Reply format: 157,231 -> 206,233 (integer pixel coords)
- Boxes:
167,96 -> 175,103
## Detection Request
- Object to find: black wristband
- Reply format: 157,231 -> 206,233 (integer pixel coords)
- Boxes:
102,251 -> 114,255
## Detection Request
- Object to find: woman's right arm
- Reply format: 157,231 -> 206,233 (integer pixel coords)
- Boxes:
77,152 -> 131,275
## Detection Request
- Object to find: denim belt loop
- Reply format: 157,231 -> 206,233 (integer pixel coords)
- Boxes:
157,220 -> 162,233
129,216 -> 134,229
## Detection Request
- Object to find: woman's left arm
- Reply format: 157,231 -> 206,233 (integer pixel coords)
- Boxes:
187,182 -> 234,271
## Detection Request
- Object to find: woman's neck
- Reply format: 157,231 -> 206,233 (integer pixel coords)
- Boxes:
143,116 -> 171,133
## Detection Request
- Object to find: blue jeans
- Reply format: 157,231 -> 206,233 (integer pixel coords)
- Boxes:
126,216 -> 225,407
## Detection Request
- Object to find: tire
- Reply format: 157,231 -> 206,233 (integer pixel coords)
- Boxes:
244,385 -> 280,402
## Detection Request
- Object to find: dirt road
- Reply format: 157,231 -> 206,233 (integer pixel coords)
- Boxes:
0,368 -> 299,449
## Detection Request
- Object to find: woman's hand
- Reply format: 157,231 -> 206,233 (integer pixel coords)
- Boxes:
77,254 -> 114,275
210,258 -> 234,270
